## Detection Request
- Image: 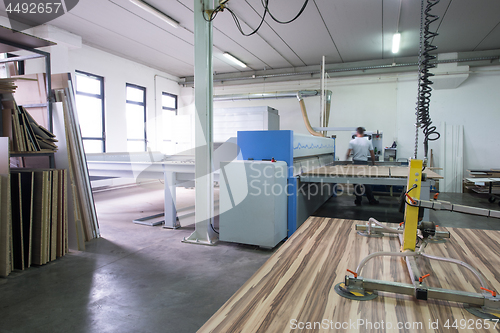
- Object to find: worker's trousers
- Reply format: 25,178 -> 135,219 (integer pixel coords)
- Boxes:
352,160 -> 376,203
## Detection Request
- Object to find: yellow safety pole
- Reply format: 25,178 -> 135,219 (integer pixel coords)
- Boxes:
402,159 -> 423,252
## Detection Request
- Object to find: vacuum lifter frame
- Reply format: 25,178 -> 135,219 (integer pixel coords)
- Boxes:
337,159 -> 500,320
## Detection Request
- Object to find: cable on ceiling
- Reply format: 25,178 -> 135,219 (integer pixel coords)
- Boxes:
262,0 -> 310,25
204,0 -> 310,37
226,3 -> 268,37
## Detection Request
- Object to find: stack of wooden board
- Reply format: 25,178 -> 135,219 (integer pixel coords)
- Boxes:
12,73 -> 48,129
0,101 -> 58,153
464,169 -> 500,194
9,169 -> 68,269
54,87 -> 99,245
0,79 -> 17,94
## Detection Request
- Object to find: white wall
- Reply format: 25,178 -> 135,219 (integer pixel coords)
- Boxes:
180,66 -> 500,171
67,45 -> 180,152
5,20 -> 183,153
396,66 -> 500,170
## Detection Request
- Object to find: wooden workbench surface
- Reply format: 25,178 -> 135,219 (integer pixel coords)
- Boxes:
199,218 -> 500,332
303,165 -> 443,179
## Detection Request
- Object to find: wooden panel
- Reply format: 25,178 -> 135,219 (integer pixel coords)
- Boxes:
2,108 -> 13,150
57,170 -> 64,258
305,165 -> 443,180
0,137 -> 12,277
41,171 -> 51,265
21,172 -> 34,268
389,166 -> 443,179
31,171 -> 44,266
200,218 -> 500,333
52,101 -> 78,251
304,165 -> 390,177
10,173 -> 24,270
441,123 -> 464,192
11,171 -> 35,269
50,170 -> 59,262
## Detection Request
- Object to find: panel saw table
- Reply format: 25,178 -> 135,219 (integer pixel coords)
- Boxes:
300,165 -> 443,221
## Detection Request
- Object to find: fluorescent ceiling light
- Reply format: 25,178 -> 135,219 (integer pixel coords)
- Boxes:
129,0 -> 179,28
392,33 -> 401,54
223,53 -> 247,68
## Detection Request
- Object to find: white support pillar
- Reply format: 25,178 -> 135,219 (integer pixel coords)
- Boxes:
183,0 -> 218,245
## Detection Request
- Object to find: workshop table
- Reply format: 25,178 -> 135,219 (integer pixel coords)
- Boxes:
300,165 -> 443,221
199,217 -> 500,333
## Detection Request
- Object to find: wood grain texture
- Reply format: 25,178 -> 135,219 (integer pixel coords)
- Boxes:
200,218 -> 500,333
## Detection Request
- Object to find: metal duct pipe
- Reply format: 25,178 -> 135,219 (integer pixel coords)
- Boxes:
324,90 -> 332,131
297,92 -> 324,137
213,90 -> 321,102
213,90 -> 329,137
182,55 -> 500,86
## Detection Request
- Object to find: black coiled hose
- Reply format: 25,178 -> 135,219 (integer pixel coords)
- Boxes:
416,0 -> 441,159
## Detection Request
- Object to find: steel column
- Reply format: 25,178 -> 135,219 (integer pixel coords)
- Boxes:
183,0 -> 218,245
163,171 -> 180,229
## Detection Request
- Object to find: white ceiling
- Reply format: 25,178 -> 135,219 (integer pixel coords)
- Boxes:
6,0 -> 500,79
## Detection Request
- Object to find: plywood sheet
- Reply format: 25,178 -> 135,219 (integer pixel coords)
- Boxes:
31,171 -> 44,266
21,172 -> 34,267
2,108 -> 13,150
200,218 -> 500,333
304,165 -> 390,177
41,171 -> 51,264
10,173 -> 24,270
0,137 -> 11,277
12,171 -> 35,269
305,165 -> 443,180
57,170 -> 64,258
389,166 -> 443,179
50,171 -> 59,262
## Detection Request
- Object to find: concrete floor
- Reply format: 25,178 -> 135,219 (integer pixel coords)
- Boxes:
1,182 -> 499,332
0,182 -> 274,333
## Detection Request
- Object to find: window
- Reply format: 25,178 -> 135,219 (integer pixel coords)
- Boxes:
162,92 -> 177,113
126,83 -> 147,152
162,92 -> 177,152
75,71 -> 105,153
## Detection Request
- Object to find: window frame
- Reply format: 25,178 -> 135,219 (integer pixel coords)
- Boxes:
75,70 -> 106,153
161,92 -> 178,152
126,83 -> 147,152
162,92 -> 178,115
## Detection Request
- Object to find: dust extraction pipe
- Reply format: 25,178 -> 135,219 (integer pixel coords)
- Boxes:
213,90 -> 330,138
297,92 -> 324,137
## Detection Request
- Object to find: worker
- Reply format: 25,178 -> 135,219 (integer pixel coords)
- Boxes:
345,127 -> 379,205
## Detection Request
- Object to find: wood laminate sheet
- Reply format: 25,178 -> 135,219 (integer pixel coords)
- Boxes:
200,218 -> 500,332
304,166 -> 390,178
0,137 -> 11,277
389,166 -> 443,179
304,165 -> 443,180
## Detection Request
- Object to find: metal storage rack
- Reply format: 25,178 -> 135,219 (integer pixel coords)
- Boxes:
0,25 -> 56,167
